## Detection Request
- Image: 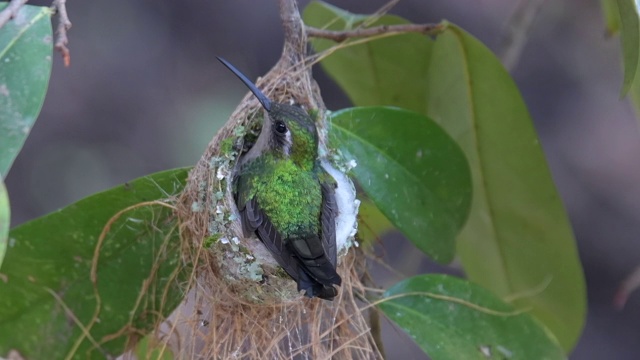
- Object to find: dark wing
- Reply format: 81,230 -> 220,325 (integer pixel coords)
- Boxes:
236,171 -> 300,281
284,172 -> 341,288
242,197 -> 338,297
240,197 -> 300,282
320,174 -> 338,267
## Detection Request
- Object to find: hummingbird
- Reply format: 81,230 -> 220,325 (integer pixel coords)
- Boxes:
217,57 -> 342,300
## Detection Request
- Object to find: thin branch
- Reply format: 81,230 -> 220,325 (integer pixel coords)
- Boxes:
52,0 -> 72,66
0,0 -> 28,29
498,0 -> 546,71
278,0 -> 306,65
306,23 -> 444,43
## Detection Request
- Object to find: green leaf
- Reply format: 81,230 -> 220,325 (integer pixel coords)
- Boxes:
617,0 -> 640,96
379,274 -> 565,360
0,180 -> 9,269
629,61 -> 640,119
357,198 -> 394,247
305,1 -> 585,350
0,168 -> 190,359
601,0 -> 621,35
0,4 -> 53,178
135,335 -> 174,360
305,3 -> 432,112
329,107 -> 471,263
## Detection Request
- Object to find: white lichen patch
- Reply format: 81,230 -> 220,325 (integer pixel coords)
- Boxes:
345,159 -> 357,171
314,110 -> 361,257
320,159 -> 360,256
244,261 -> 264,282
217,232 -> 265,282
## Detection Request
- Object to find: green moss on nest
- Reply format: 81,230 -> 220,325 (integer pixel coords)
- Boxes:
204,234 -> 220,248
220,137 -> 235,156
273,266 -> 289,279
240,114 -> 262,153
237,245 -> 251,255
307,108 -> 320,122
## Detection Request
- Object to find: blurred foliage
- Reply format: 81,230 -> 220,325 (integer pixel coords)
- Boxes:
601,0 -> 621,35
617,0 -> 640,125
615,0 -> 640,96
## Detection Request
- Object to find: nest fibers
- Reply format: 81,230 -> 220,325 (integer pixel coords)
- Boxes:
164,43 -> 382,359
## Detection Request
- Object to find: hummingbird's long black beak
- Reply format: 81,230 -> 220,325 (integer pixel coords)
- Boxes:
217,56 -> 271,112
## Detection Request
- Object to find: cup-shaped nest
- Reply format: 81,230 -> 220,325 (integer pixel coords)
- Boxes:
168,56 -> 382,359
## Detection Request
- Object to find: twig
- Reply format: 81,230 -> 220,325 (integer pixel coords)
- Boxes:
277,0 -> 307,66
0,0 -> 28,28
306,23 -> 444,43
51,0 -> 71,66
498,0 -> 546,71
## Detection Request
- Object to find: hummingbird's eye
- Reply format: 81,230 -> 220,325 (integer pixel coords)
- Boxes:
275,121 -> 287,134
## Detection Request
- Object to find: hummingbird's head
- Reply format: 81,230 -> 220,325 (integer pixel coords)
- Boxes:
218,57 -> 319,169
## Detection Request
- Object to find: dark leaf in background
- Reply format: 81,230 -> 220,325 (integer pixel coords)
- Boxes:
600,0 -> 621,36
616,0 -> 640,96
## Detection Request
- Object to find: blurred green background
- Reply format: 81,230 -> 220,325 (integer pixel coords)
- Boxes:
5,0 -> 639,358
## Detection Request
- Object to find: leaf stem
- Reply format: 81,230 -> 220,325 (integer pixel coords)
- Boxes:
305,23 -> 445,43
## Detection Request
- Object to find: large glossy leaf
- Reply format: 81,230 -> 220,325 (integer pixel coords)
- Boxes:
0,4 -> 53,178
329,107 -> 471,263
617,0 -> 640,95
0,180 -> 8,269
379,274 -> 565,360
0,168 -> 190,359
305,1 -> 585,350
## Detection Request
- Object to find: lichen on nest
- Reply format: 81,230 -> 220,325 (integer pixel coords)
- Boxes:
177,64 -> 361,303
167,2 -> 382,356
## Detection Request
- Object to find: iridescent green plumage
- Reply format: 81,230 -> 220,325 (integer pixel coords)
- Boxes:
219,57 -> 341,300
239,156 -> 321,238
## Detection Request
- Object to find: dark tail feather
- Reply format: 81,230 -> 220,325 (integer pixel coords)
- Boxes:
298,255 -> 342,287
288,237 -> 342,287
297,268 -> 338,300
